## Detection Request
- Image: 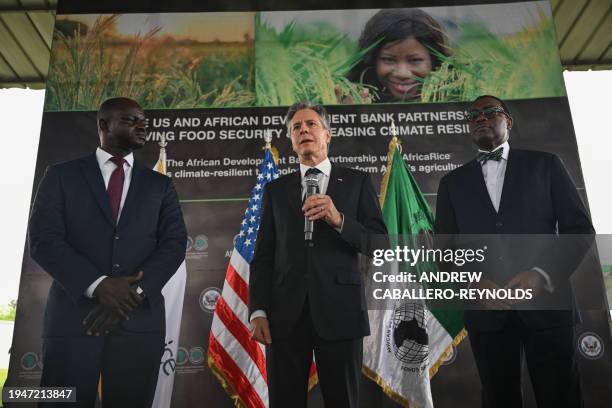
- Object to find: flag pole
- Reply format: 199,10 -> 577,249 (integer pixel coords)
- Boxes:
157,133 -> 168,174
379,119 -> 401,209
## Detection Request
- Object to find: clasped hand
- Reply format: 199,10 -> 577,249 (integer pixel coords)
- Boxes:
474,270 -> 546,310
83,271 -> 144,336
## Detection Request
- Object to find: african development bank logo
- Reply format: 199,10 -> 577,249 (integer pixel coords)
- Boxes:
385,302 -> 429,373
187,234 -> 209,259
21,352 -> 42,370
578,332 -> 604,360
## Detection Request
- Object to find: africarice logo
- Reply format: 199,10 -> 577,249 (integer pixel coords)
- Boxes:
385,302 -> 430,374
160,340 -> 177,376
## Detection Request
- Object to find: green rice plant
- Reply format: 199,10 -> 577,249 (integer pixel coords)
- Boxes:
255,12 -> 375,106
45,15 -> 162,110
421,8 -> 565,103
45,15 -> 256,111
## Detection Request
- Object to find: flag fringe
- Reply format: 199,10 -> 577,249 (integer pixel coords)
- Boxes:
361,364 -> 412,408
428,328 -> 468,378
207,353 -> 248,408
361,328 -> 467,407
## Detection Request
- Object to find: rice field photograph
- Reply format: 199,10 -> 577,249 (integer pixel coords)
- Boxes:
256,1 -> 566,106
44,12 -> 255,111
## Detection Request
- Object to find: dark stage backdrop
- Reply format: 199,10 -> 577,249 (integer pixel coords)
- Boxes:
7,1 -> 612,407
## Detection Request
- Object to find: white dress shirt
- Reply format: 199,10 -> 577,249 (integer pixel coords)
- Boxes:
84,148 -> 134,297
479,142 -> 509,213
478,142 -> 553,292
300,158 -> 332,196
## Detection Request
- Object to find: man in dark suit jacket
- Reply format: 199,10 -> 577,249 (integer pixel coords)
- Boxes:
434,95 -> 594,408
29,97 -> 187,407
248,101 -> 387,408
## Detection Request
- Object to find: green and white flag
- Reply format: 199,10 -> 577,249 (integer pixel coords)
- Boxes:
362,137 -> 465,407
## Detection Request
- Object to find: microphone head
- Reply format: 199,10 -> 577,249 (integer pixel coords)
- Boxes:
304,174 -> 319,187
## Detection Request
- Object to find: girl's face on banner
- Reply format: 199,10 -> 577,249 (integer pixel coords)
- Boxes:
375,37 -> 433,100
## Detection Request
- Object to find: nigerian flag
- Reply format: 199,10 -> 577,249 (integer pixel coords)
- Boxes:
362,137 -> 465,407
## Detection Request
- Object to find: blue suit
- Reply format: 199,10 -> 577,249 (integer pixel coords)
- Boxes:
29,153 -> 187,407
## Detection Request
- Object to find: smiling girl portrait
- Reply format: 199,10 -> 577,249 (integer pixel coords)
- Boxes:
344,8 -> 451,103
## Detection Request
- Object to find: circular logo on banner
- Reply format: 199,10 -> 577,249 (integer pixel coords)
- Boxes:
176,347 -> 189,366
21,352 -> 39,370
578,332 -> 604,360
385,302 -> 429,372
200,287 -> 221,313
193,235 -> 209,251
186,236 -> 194,252
441,346 -> 457,366
189,347 -> 205,364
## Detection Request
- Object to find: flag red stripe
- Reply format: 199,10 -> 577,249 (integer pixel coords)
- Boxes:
215,297 -> 267,381
226,261 -> 249,305
209,333 -> 266,408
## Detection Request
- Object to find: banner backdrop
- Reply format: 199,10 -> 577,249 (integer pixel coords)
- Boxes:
8,1 -> 612,407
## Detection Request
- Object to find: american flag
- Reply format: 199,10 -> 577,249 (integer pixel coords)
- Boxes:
207,148 -> 279,407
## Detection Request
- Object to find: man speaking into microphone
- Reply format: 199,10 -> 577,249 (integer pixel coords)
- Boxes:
249,101 -> 387,408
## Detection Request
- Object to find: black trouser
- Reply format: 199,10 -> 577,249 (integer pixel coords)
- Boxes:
266,300 -> 362,408
40,328 -> 164,408
469,311 -> 582,408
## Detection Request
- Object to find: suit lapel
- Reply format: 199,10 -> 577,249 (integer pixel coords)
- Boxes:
326,166 -> 344,210
117,162 -> 142,230
467,159 -> 498,216
80,154 -> 114,226
498,149 -> 518,215
287,171 -> 303,216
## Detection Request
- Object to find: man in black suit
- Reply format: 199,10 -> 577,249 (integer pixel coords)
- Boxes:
29,97 -> 187,407
434,95 -> 594,408
248,101 -> 387,407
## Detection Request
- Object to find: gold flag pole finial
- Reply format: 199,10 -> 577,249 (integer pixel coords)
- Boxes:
264,129 -> 280,165
379,117 -> 402,208
264,129 -> 272,150
156,134 -> 168,175
389,118 -> 401,153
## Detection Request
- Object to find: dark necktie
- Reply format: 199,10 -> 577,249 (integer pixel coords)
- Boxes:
305,167 -> 322,177
107,156 -> 125,224
303,167 -> 322,202
476,148 -> 503,164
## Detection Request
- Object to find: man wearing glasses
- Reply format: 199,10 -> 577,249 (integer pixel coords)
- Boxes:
434,95 -> 593,407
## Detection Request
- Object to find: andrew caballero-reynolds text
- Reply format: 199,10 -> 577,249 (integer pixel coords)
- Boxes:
369,246 -> 533,302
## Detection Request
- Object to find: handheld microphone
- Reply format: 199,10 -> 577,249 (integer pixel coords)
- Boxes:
304,174 -> 319,241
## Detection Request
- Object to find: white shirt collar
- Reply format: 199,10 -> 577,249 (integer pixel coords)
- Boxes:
478,141 -> 509,161
299,157 -> 331,179
96,147 -> 134,168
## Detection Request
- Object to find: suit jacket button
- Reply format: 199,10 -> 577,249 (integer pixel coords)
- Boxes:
114,234 -> 119,240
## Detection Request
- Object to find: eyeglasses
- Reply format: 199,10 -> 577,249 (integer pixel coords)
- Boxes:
467,106 -> 508,122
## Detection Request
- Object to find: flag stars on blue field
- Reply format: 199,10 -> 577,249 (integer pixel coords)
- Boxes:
235,149 -> 280,263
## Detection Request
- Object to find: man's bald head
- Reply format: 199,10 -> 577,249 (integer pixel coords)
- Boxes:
97,97 -> 142,127
97,97 -> 147,157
